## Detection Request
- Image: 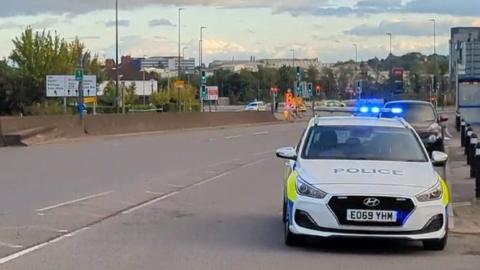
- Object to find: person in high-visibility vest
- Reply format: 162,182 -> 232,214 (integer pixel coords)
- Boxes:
284,89 -> 295,121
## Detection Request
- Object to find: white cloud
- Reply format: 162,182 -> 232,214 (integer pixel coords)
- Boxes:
203,39 -> 249,54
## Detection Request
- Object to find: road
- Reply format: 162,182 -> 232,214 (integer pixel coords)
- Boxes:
0,121 -> 479,269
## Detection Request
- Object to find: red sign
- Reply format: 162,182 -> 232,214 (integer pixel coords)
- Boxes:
392,68 -> 404,82
271,87 -> 279,93
206,86 -> 219,101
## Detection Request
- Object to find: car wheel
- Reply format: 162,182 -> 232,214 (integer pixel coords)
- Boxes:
423,230 -> 448,251
284,217 -> 303,246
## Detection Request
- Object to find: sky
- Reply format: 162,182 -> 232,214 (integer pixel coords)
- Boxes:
0,0 -> 479,64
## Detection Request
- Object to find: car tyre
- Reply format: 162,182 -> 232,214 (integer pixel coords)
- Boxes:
284,219 -> 303,246
423,229 -> 448,251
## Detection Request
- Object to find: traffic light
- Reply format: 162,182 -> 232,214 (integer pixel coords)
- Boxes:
201,85 -> 207,99
295,81 -> 301,92
296,67 -> 301,78
308,83 -> 313,96
316,84 -> 321,95
201,70 -> 207,84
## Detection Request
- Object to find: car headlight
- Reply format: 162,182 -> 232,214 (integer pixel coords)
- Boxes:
416,182 -> 443,202
427,134 -> 441,143
297,176 -> 327,199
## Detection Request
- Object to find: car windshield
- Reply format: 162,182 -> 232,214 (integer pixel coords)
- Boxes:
302,125 -> 427,162
384,103 -> 436,123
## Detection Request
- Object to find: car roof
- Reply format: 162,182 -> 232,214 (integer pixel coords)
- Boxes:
309,116 -> 407,128
385,100 -> 432,106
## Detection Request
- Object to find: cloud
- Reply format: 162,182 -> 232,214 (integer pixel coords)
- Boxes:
148,18 -> 175,27
105,19 -> 130,27
0,22 -> 23,30
203,39 -> 249,54
404,0 -> 480,17
346,19 -> 460,37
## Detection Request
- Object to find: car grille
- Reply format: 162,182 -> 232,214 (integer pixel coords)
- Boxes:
328,196 -> 415,227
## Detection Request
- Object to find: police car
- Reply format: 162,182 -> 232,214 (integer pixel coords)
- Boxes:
276,107 -> 450,250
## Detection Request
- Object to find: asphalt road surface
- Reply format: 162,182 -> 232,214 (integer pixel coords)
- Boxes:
0,121 -> 479,269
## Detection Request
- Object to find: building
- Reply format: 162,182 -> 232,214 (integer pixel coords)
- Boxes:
208,57 -> 327,72
140,56 -> 195,74
449,27 -> 480,85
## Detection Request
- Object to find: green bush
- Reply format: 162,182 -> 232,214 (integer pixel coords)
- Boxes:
30,100 -> 66,115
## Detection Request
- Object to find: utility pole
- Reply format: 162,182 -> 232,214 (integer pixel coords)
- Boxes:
430,18 -> 437,109
115,0 -> 120,113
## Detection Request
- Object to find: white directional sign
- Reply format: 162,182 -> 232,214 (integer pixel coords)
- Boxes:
46,75 -> 97,97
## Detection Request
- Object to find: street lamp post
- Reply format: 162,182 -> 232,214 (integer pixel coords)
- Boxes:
430,18 -> 437,108
115,0 -> 120,113
177,8 -> 184,78
386,32 -> 392,56
353,43 -> 360,99
290,48 -> 295,68
199,26 -> 207,112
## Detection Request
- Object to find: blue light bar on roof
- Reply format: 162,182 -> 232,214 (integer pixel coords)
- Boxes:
359,106 -> 369,113
391,107 -> 403,114
371,107 -> 380,113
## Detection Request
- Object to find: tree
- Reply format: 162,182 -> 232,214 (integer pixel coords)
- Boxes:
124,83 -> 138,105
8,27 -> 105,111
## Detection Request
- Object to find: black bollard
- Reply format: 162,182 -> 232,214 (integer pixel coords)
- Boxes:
466,132 -> 478,165
465,128 -> 473,156
456,112 -> 461,132
476,143 -> 480,198
469,134 -> 478,174
461,120 -> 466,147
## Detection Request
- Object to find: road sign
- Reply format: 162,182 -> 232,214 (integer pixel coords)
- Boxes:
46,75 -> 97,97
174,80 -> 185,89
205,86 -> 219,101
84,97 -> 97,104
75,69 -> 84,81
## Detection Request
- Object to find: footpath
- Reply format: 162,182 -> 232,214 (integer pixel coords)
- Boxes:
447,121 -> 480,234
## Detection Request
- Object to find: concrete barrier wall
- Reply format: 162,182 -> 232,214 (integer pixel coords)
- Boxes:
0,112 -> 277,139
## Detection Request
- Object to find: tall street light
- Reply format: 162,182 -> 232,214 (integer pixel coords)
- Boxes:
115,0 -> 120,113
353,43 -> 358,63
290,48 -> 295,68
199,26 -> 207,69
386,32 -> 392,56
177,8 -> 184,78
199,26 -> 207,112
430,18 -> 437,108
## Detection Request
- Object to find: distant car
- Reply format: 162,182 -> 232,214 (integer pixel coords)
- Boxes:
245,101 -> 267,112
382,100 -> 448,153
320,100 -> 346,108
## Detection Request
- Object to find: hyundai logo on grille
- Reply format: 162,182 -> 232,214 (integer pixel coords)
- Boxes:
363,197 -> 380,207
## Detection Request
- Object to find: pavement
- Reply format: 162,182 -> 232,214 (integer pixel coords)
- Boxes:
0,119 -> 479,269
444,115 -> 480,235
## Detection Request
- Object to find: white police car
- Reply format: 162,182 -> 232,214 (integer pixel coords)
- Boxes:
276,110 -> 450,250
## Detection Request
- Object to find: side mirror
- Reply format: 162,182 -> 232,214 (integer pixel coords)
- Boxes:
440,114 -> 449,122
276,147 -> 297,160
431,151 -> 448,167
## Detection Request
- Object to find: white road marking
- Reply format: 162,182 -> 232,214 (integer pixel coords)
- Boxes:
0,241 -> 23,249
239,158 -> 268,169
146,190 -> 164,195
208,158 -> 240,167
124,171 -> 232,215
122,191 -> 180,214
252,131 -> 269,136
224,135 -> 243,140
162,184 -> 185,188
36,191 -> 113,212
192,172 -> 231,187
0,227 -> 90,265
